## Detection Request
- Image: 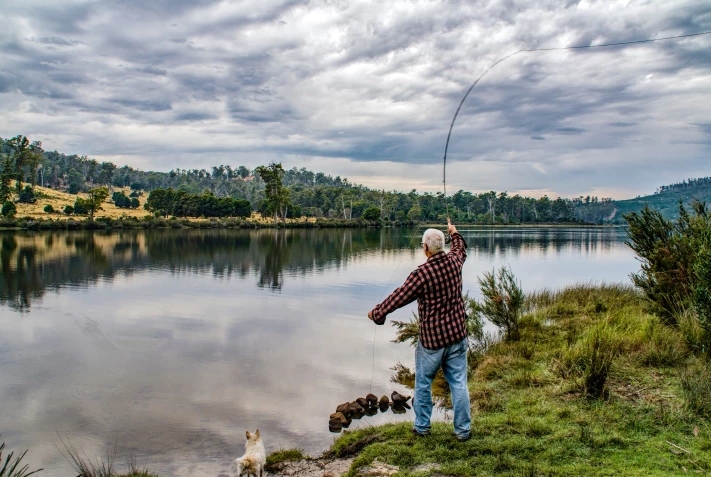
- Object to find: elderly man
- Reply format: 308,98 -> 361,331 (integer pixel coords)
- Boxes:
368,219 -> 470,441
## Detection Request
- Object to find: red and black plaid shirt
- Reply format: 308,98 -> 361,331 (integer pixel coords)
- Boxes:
370,232 -> 468,350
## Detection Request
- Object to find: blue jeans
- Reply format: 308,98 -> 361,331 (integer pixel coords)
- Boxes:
414,337 -> 471,439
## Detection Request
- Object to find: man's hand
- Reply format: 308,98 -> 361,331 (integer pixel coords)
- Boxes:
368,311 -> 374,321
447,218 -> 457,236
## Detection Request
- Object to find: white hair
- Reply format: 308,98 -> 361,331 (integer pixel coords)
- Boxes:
422,228 -> 445,254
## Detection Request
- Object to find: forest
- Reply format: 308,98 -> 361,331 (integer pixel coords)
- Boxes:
1,135 -> 706,224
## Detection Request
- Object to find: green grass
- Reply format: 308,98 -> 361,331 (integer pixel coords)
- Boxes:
329,284 -> 711,476
265,448 -> 308,473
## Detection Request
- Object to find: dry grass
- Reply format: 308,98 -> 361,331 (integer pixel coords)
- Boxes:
12,183 -> 149,220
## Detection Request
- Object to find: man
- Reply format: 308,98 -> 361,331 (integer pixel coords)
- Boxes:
368,219 -> 470,441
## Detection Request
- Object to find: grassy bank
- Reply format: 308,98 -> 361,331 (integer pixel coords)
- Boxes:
326,284 -> 710,476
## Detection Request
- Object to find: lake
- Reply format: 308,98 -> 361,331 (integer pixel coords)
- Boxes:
0,227 -> 637,477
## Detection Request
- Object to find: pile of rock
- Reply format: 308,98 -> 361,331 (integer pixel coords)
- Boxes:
329,391 -> 411,432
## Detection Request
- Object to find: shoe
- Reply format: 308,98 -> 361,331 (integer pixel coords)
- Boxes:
411,427 -> 431,437
455,433 -> 470,442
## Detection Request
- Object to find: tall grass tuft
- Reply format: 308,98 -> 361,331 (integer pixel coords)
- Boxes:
681,359 -> 711,418
57,436 -> 127,477
559,320 -> 622,398
475,266 -> 525,341
0,439 -> 42,477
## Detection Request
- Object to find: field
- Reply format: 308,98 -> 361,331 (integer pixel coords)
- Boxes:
12,183 -> 150,220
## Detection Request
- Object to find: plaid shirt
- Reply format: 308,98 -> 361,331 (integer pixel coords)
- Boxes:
370,232 -> 468,350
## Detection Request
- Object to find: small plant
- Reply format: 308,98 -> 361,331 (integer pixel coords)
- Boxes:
43,204 -> 54,214
0,438 -> 42,477
559,320 -> 621,398
63,205 -> 74,215
475,266 -> 525,341
681,359 -> 711,418
1,201 -> 16,218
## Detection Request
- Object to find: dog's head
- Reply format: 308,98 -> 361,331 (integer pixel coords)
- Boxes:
245,429 -> 261,445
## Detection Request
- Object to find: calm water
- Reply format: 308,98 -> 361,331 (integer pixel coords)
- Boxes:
0,227 -> 636,476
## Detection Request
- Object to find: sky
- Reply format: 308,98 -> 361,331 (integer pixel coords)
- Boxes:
1,0 -> 710,199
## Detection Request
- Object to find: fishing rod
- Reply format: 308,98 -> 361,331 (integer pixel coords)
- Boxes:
441,30 -> 711,218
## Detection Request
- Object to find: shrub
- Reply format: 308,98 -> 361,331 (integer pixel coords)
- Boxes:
68,183 -> 80,194
130,197 -> 140,209
624,201 -> 711,325
474,266 -> 525,341
681,359 -> 711,418
17,186 -> 36,204
63,205 -> 74,215
73,198 -> 89,215
1,201 -> 16,218
43,204 -> 54,213
559,320 -> 622,398
361,206 -> 381,221
0,438 -> 42,477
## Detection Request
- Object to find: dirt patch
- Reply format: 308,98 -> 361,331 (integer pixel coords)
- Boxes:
267,457 -> 353,476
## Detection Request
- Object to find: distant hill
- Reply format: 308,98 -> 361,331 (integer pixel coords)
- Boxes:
575,177 -> 711,224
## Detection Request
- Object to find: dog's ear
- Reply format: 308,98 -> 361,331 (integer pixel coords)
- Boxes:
255,429 -> 260,439
246,430 -> 251,439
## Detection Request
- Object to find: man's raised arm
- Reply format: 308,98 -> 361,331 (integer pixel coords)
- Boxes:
448,218 -> 467,263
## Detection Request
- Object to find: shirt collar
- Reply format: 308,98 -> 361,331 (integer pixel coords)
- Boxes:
427,251 -> 446,262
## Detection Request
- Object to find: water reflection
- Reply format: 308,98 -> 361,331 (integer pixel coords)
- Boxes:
0,227 -> 627,312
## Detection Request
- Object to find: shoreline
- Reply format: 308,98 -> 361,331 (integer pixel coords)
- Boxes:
0,216 -> 608,231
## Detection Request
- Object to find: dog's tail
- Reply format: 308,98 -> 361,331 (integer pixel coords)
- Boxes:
240,456 -> 259,473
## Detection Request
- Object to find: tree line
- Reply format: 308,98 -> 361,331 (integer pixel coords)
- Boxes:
3,133 -> 706,224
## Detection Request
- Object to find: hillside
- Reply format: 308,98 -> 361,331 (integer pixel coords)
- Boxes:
610,180 -> 711,223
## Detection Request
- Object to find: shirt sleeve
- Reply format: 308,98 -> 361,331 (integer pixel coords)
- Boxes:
370,269 -> 423,325
449,232 -> 467,264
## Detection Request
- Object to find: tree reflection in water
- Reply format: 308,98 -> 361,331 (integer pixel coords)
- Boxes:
0,227 -> 624,312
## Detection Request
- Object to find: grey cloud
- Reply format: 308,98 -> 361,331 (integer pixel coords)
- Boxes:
555,127 -> 585,135
0,0 -> 709,197
175,111 -> 218,122
108,98 -> 173,112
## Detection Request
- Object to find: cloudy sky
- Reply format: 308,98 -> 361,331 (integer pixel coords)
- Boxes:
1,0 -> 710,198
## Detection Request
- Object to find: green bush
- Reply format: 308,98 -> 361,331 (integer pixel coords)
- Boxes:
624,201 -> 711,325
1,201 -> 16,218
17,186 -> 36,204
73,198 -> 88,215
43,204 -> 54,213
361,206 -> 381,221
68,183 -> 80,194
474,266 -> 524,341
63,205 -> 74,215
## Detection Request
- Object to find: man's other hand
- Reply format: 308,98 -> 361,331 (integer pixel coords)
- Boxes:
448,218 -> 457,235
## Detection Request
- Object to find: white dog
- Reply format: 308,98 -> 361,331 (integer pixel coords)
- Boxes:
234,429 -> 266,477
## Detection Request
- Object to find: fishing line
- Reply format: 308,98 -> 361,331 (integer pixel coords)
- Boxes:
441,30 -> 711,202
369,29 -> 711,395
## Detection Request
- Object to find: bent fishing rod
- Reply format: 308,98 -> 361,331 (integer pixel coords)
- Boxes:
441,30 -> 711,218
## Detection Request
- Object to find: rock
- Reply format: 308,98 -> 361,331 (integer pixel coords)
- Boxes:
330,412 -> 349,425
336,402 -> 351,417
379,395 -> 390,412
366,393 -> 379,407
391,391 -> 411,405
356,397 -> 369,408
329,417 -> 343,432
391,403 -> 407,414
349,401 -> 365,414
364,406 -> 378,416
